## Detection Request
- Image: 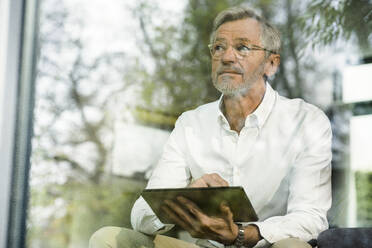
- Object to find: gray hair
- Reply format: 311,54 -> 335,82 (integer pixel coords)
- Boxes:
210,7 -> 281,56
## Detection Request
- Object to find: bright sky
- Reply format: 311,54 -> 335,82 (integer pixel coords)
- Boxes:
63,0 -> 186,60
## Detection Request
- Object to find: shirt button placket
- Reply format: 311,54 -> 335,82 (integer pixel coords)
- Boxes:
232,132 -> 240,185
233,166 -> 240,185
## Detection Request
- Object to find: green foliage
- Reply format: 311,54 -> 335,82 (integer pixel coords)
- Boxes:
355,170 -> 372,227
134,107 -> 178,130
301,0 -> 372,55
27,179 -> 145,248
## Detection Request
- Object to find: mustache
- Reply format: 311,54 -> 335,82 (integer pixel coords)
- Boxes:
217,65 -> 244,75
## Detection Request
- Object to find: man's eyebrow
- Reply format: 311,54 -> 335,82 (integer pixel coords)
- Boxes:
214,37 -> 226,42
235,38 -> 253,43
213,37 -> 253,43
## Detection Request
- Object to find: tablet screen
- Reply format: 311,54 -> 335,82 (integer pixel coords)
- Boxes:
141,186 -> 258,224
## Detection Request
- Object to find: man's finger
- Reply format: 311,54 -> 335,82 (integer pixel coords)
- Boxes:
189,178 -> 208,188
164,199 -> 196,226
203,173 -> 229,187
220,202 -> 233,219
176,196 -> 206,219
161,205 -> 193,231
220,202 -> 234,221
211,173 -> 229,186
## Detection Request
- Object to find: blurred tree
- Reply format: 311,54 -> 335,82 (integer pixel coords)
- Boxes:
355,171 -> 372,227
300,0 -> 372,227
302,0 -> 372,57
27,178 -> 145,248
28,0 -> 371,247
34,0 -> 128,185
28,0 -> 145,247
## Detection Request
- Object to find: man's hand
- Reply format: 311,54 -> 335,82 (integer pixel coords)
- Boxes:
161,196 -> 238,245
188,173 -> 229,188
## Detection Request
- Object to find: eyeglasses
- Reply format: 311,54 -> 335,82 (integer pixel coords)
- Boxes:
208,42 -> 277,59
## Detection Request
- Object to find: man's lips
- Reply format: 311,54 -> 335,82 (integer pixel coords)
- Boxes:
219,71 -> 242,75
216,66 -> 244,76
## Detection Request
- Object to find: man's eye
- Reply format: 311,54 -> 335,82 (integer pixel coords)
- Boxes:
214,45 -> 224,51
237,45 -> 250,52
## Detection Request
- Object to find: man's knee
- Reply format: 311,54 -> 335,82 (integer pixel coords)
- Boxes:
89,226 -> 155,248
271,238 -> 312,248
89,226 -> 122,248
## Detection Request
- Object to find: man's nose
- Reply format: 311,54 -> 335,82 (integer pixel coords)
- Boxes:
221,46 -> 237,64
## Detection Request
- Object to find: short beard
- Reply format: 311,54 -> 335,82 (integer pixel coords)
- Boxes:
212,61 -> 266,98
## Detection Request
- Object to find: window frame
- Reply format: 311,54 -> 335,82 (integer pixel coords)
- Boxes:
0,0 -> 39,247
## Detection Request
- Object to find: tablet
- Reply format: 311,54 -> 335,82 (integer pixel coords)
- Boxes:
141,186 -> 258,224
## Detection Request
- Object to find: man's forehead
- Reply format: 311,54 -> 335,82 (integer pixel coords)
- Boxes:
214,18 -> 261,43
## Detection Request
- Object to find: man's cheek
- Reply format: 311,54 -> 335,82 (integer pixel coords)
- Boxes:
211,70 -> 218,82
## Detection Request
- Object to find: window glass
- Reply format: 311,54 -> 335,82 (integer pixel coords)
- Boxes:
27,0 -> 372,247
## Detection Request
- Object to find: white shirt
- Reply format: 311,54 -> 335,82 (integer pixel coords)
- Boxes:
131,83 -> 332,248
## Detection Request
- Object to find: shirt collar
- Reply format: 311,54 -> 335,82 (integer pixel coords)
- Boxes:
217,82 -> 276,129
217,95 -> 229,129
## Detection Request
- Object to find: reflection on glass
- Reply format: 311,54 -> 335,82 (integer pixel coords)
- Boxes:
27,0 -> 372,247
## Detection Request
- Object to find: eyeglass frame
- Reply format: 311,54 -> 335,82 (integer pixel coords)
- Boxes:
208,42 -> 277,59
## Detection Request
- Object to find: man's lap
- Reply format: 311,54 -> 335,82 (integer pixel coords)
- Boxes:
89,226 -> 311,248
89,226 -> 154,248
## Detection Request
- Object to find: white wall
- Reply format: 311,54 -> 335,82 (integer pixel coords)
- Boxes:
343,64 -> 372,103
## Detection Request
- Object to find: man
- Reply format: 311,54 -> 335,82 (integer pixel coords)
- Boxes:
90,6 -> 332,248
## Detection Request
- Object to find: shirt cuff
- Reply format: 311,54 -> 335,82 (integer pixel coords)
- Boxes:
207,223 -> 272,248
152,218 -> 174,234
251,221 -> 276,244
253,239 -> 270,248
137,214 -> 174,234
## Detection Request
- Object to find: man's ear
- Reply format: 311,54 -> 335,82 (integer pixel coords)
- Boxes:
264,54 -> 280,77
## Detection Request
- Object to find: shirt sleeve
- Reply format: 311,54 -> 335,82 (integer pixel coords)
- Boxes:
131,114 -> 192,234
252,109 -> 332,244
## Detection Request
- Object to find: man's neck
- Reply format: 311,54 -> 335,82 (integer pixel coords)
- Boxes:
223,81 -> 266,134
